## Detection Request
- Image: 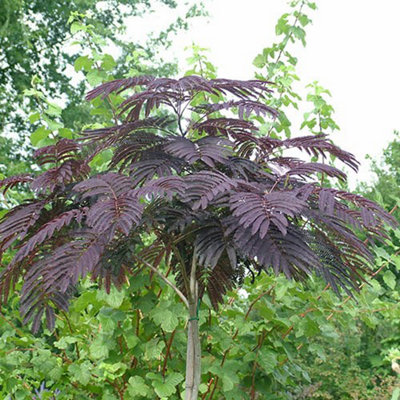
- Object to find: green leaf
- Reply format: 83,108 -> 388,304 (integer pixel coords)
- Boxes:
87,70 -> 107,86
43,115 -> 63,130
275,284 -> 288,300
166,372 -> 184,386
101,54 -> 116,71
72,291 -> 101,312
97,308 -> 125,332
383,270 -> 396,290
24,88 -> 44,98
89,149 -> 113,168
96,287 -> 125,308
150,306 -> 178,332
392,255 -> 400,271
253,54 -> 266,68
298,14 -> 310,27
124,332 -> 140,349
222,374 -> 234,392
127,376 -> 151,398
258,350 -> 278,373
71,22 -> 85,34
31,126 -> 51,146
68,361 -> 92,385
29,112 -> 40,124
31,350 -> 58,376
59,128 -> 73,139
74,55 -> 93,72
375,247 -> 391,260
54,336 -> 78,350
275,14 -> 289,36
150,373 -> 183,398
45,102 -> 63,117
144,339 -> 165,361
90,336 -> 110,359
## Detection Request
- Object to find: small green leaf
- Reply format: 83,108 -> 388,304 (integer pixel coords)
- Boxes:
275,284 -> 288,300
74,55 -> 93,72
253,54 -> 266,68
59,128 -> 73,139
383,270 -> 396,290
258,350 -> 278,373
31,126 -> 51,146
90,336 -> 110,359
127,376 -> 151,398
144,339 -> 165,360
45,102 -> 63,117
125,332 -> 140,349
68,361 -> 92,385
29,112 -> 40,123
375,247 -> 391,260
71,22 -> 85,34
101,54 -> 116,71
150,307 -> 178,332
72,291 -> 101,312
96,287 -> 125,308
87,70 -> 107,86
89,149 -> 113,168
150,373 -> 183,398
54,336 -> 78,350
43,116 -> 63,130
166,372 -> 184,386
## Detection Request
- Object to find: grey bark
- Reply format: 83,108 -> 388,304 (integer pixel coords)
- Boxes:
184,256 -> 201,400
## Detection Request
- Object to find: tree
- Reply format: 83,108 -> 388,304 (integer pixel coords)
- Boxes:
0,0 -> 205,180
0,75 -> 396,399
359,130 -> 400,220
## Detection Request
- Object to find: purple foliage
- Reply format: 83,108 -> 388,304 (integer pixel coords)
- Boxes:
0,75 -> 396,332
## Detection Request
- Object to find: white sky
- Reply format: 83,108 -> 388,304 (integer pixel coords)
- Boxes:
126,0 -> 400,187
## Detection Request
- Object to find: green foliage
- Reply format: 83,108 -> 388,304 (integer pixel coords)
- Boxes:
1,262 -> 400,399
0,0 -> 206,199
359,130 -> 400,220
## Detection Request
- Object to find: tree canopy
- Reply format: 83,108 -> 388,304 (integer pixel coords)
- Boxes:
0,74 -> 395,332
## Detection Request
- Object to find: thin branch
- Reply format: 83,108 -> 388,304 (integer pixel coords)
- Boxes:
134,255 -> 189,309
171,243 -> 191,296
204,285 -> 276,399
162,329 -> 176,377
0,312 -> 25,337
61,310 -> 80,359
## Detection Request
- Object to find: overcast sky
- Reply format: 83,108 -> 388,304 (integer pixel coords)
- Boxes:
125,0 -> 400,187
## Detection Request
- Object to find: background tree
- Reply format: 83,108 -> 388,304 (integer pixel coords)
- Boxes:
359,130 -> 400,221
0,0 -> 205,176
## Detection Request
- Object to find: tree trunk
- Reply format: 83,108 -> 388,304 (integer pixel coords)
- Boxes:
185,300 -> 201,400
185,255 -> 201,400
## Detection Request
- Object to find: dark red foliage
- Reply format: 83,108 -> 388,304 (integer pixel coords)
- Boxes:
0,174 -> 33,194
0,75 -> 396,332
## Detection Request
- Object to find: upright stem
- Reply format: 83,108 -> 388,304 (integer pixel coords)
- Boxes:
185,255 -> 201,400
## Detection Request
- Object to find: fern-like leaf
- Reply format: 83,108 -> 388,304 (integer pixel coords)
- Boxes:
165,136 -> 232,167
230,191 -> 306,238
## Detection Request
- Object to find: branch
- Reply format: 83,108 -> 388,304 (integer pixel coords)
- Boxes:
171,243 -> 191,296
162,329 -> 176,377
134,255 -> 189,309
